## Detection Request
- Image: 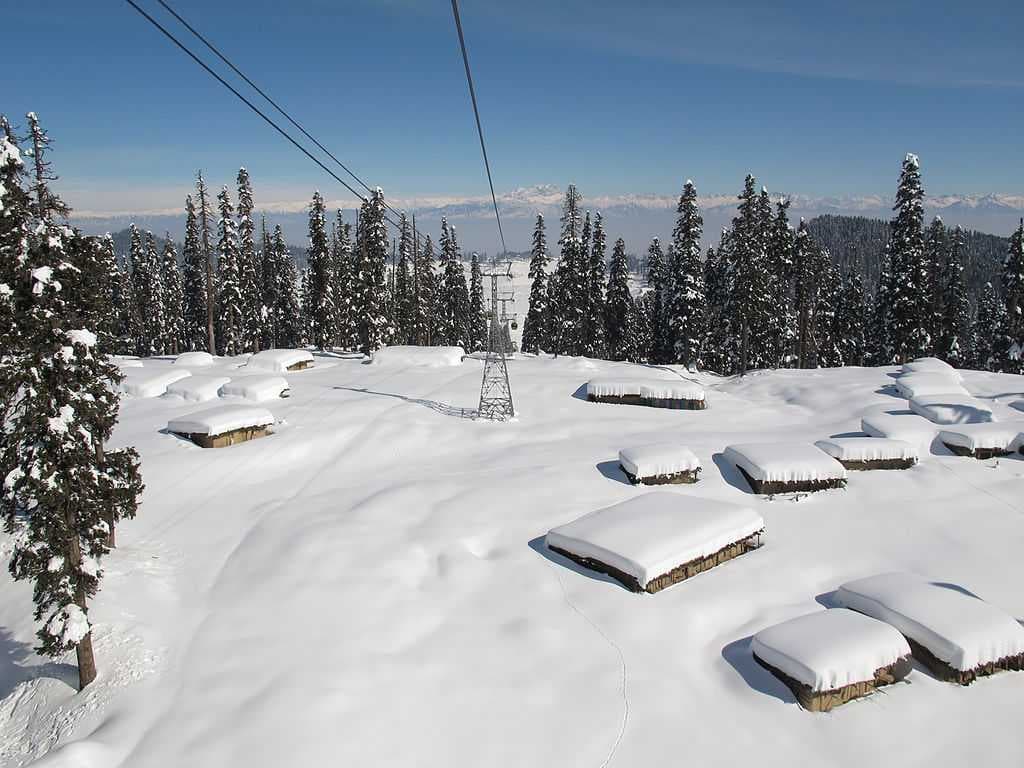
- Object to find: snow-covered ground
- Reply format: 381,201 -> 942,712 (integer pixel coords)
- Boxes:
1,355 -> 1024,767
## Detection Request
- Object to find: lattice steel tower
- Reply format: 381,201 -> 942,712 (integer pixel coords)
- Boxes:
477,262 -> 515,420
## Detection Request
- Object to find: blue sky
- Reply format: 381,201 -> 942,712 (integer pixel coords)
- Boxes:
5,0 -> 1022,215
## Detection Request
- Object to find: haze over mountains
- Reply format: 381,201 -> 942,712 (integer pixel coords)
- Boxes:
72,184 -> 1024,256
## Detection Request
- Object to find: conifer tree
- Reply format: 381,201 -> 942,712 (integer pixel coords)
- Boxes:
726,176 -> 771,373
331,212 -> 356,349
885,153 -> 930,362
702,242 -> 735,374
195,172 -> 217,353
793,219 -> 820,368
1000,218 -> 1024,373
84,234 -> 121,355
0,116 -> 31,418
605,237 -> 633,361
394,214 -> 414,344
814,266 -> 843,368
353,189 -> 391,355
236,168 -> 261,352
413,234 -> 436,346
133,230 -> 166,356
924,216 -> 948,352
259,218 -> 276,349
646,238 -> 672,363
271,225 -> 303,348
551,185 -> 586,355
767,198 -> 796,366
667,181 -> 706,368
304,191 -> 335,350
215,188 -> 243,356
583,212 -> 607,358
438,217 -> 471,347
181,195 -> 209,351
631,295 -> 652,363
835,271 -> 866,366
971,282 -> 1004,371
936,225 -> 971,365
161,236 -> 185,354
522,214 -> 550,354
468,252 -> 487,352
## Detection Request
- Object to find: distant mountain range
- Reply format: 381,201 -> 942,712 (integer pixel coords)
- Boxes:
74,185 -> 1024,258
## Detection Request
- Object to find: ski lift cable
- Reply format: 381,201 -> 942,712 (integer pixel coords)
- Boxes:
122,0 -> 403,231
450,0 -> 507,256
152,0 -> 406,224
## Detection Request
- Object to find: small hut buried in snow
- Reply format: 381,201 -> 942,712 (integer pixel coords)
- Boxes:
247,349 -> 314,373
167,404 -> 275,448
618,443 -> 701,485
939,424 -> 1022,459
585,377 -> 706,410
813,437 -> 918,471
724,443 -> 847,495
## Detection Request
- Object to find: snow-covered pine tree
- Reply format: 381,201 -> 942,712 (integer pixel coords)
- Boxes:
1000,218 -> 1024,373
630,294 -> 652,363
438,217 -> 470,347
0,116 -> 30,425
215,188 -> 243,356
181,195 -> 208,351
645,238 -> 672,363
195,172 -> 217,353
793,219 -> 817,368
259,217 -> 276,349
935,225 -> 971,365
767,198 -> 796,366
160,236 -> 185,354
394,214 -> 414,345
304,191 -> 335,350
521,214 -> 550,354
701,241 -> 734,374
885,153 -> 930,363
134,231 -> 166,356
971,282 -> 1004,371
271,225 -> 303,348
667,180 -> 706,369
331,212 -> 356,349
813,265 -> 843,368
726,175 -> 766,374
468,252 -> 487,352
923,216 -> 948,354
605,237 -> 633,361
82,235 -> 122,355
835,270 -> 866,366
25,112 -> 70,223
298,265 -> 312,345
353,189 -> 391,355
413,234 -> 436,346
236,168 -> 261,352
551,185 -> 586,355
584,212 -> 607,358
1,125 -> 143,689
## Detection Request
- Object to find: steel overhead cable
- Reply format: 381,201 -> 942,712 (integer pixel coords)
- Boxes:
450,0 -> 507,256
152,0 -> 406,224
122,0 -> 403,230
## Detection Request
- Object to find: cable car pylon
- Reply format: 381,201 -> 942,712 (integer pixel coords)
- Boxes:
477,260 -> 515,420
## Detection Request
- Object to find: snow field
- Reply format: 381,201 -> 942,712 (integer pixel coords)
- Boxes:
723,442 -> 847,483
219,375 -> 289,402
836,573 -> 1024,672
246,348 -> 314,373
546,492 -> 763,590
166,404 -> 275,437
750,609 -> 911,692
814,437 -> 918,463
120,368 -> 191,398
909,393 -> 995,424
163,375 -> 231,403
618,443 -> 701,479
371,345 -> 465,367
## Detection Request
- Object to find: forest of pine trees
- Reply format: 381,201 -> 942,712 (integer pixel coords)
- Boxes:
524,161 -> 1024,375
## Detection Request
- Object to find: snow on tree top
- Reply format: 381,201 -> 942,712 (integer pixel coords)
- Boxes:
905,153 -> 920,167
66,329 -> 97,348
751,609 -> 911,692
1,135 -> 22,166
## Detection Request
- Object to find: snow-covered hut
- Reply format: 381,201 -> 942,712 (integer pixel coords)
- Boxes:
167,404 -> 275,448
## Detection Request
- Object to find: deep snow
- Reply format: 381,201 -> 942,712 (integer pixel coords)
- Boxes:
1,356 -> 1024,767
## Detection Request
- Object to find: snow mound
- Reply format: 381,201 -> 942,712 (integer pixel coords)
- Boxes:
939,423 -> 1024,452
836,572 -> 1024,672
586,377 -> 645,398
619,443 -> 701,478
814,437 -> 918,462
174,351 -> 215,367
902,357 -> 962,380
164,375 -> 231,403
861,412 -> 938,453
371,345 -> 465,367
545,493 -> 763,590
121,369 -> 191,398
750,609 -> 911,692
909,393 -> 994,425
723,443 -> 847,483
247,349 -> 314,373
638,381 -> 705,401
894,372 -> 967,399
220,375 -> 289,402
167,404 -> 275,437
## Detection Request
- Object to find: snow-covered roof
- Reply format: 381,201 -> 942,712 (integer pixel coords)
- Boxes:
546,493 -> 763,590
168,405 -> 275,437
638,381 -> 705,401
121,369 -> 192,398
902,357 -> 961,380
247,349 -> 314,373
836,572 -> 1024,672
371,345 -> 465,367
723,443 -> 847,483
164,375 -> 231,403
751,609 -> 911,692
618,443 -> 700,478
814,437 -> 918,462
939,423 -> 1024,452
174,351 -> 216,367
861,412 -> 938,452
894,372 -> 967,399
220,376 -> 289,402
909,393 -> 994,425
586,378 -> 645,398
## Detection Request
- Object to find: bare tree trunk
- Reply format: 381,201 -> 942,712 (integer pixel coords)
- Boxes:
75,628 -> 97,690
65,505 -> 98,690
